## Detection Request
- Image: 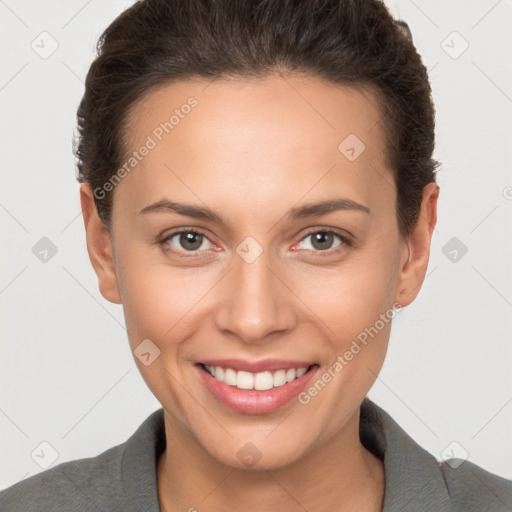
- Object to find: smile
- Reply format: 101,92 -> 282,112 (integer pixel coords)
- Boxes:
196,360 -> 319,414
204,365 -> 309,391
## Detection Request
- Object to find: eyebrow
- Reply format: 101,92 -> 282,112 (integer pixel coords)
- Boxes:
288,198 -> 370,218
138,197 -> 370,223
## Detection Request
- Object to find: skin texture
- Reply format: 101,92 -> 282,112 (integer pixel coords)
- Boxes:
80,74 -> 439,511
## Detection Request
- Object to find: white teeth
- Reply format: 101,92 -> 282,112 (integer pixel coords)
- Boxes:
254,371 -> 273,391
286,368 -> 296,382
296,367 -> 307,378
272,369 -> 287,387
236,371 -> 254,390
204,365 -> 310,390
224,368 -> 237,386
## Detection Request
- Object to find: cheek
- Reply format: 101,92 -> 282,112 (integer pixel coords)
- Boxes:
116,251 -> 218,348
296,248 -> 400,333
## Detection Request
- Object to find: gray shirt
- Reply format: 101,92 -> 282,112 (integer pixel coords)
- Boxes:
1,397 -> 511,511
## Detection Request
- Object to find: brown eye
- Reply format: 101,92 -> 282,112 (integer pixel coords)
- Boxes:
310,232 -> 335,250
293,229 -> 352,257
299,231 -> 342,251
163,230 -> 213,253
178,232 -> 204,251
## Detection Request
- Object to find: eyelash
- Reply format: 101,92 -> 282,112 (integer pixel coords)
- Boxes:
158,227 -> 352,259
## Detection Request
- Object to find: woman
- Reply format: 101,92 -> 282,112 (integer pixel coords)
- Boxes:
1,0 -> 511,510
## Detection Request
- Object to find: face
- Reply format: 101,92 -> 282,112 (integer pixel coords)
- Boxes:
81,74 -> 438,469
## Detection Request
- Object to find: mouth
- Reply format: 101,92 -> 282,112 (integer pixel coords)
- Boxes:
196,359 -> 319,415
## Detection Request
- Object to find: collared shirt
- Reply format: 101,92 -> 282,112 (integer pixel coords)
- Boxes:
1,397 -> 511,511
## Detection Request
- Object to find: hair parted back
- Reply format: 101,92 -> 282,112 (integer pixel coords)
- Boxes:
74,0 -> 439,238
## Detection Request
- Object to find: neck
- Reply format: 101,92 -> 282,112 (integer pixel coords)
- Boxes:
157,408 -> 385,512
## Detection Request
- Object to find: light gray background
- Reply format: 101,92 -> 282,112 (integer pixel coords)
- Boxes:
1,0 -> 511,489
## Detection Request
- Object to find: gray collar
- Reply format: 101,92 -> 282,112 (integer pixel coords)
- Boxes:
359,398 -> 451,511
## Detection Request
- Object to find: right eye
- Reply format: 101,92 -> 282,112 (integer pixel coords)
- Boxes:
160,229 -> 216,257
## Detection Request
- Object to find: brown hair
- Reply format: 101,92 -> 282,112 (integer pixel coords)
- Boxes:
74,0 -> 439,238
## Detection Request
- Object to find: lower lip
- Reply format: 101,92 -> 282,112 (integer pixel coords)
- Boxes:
196,364 -> 319,415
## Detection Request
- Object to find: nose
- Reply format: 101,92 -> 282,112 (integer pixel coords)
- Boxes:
213,248 -> 297,345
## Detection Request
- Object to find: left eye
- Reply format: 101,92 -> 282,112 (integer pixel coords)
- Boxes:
296,230 -> 345,252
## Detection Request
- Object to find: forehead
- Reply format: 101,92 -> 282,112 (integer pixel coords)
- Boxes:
116,74 -> 393,216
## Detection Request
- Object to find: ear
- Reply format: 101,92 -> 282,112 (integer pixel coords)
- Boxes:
394,182 -> 439,307
80,183 -> 122,304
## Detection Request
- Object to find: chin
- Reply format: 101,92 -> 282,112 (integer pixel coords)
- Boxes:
212,445 -> 305,471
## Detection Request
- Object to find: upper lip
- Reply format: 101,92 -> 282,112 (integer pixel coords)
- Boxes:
198,359 -> 316,373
